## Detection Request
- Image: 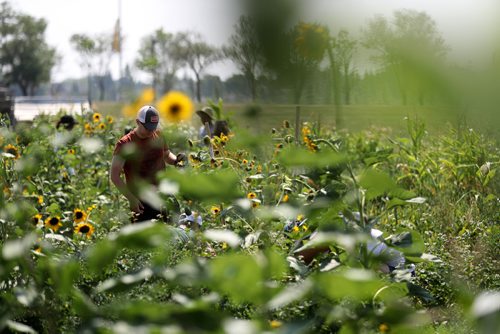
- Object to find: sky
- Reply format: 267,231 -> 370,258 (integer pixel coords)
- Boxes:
9,0 -> 499,83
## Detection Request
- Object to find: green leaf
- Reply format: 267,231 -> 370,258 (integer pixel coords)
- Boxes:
266,279 -> 313,310
315,269 -> 386,300
5,320 -> 37,334
209,253 -> 263,304
96,268 -> 154,294
71,289 -> 98,320
372,283 -> 409,303
85,240 -> 119,274
386,230 -> 425,257
2,234 -> 37,260
204,229 -> 242,248
278,146 -> 349,168
264,248 -> 288,280
52,260 -> 80,297
112,222 -> 174,248
359,169 -> 415,200
158,169 -> 243,202
359,169 -> 398,200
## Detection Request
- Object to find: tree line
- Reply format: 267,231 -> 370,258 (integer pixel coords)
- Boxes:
1,1 -> 498,110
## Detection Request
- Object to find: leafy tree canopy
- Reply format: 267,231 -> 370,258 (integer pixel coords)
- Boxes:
0,2 -> 58,95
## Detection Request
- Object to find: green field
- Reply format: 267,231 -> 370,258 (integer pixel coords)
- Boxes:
97,101 -> 472,136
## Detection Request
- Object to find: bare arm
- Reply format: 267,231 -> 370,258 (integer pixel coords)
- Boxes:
110,155 -> 143,213
165,149 -> 177,165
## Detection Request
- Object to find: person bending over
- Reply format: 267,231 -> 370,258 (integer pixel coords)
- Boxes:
110,105 -> 185,223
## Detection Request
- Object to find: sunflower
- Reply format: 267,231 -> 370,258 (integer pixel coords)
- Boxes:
294,22 -> 329,61
242,159 -> 248,165
92,113 -> 102,123
45,216 -> 62,231
3,144 -> 20,159
106,115 -> 114,124
282,194 -> 289,203
98,123 -> 106,130
84,123 -> 92,132
67,149 -> 75,155
270,320 -> 283,329
32,213 -> 43,226
74,222 -> 95,238
156,91 -> 194,123
211,206 -> 221,216
73,208 -> 87,223
247,192 -> 257,200
251,201 -> 260,208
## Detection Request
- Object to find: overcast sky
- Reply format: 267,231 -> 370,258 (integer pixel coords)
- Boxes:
9,0 -> 499,83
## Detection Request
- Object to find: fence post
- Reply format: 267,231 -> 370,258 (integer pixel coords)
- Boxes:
295,105 -> 300,145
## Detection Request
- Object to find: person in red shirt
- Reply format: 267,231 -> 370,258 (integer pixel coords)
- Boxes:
110,105 -> 185,223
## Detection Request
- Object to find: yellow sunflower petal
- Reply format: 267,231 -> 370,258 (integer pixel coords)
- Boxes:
156,91 -> 194,123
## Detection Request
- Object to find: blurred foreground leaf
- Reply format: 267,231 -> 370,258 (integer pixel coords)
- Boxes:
158,169 -> 243,202
278,146 -> 349,168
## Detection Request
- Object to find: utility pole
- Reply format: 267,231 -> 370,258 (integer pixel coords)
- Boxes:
116,0 -> 123,101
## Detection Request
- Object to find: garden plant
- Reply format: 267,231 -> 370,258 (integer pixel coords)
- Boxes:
0,96 -> 499,333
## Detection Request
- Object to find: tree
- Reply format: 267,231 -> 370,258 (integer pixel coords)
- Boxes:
70,33 -> 114,103
287,22 -> 329,104
135,29 -> 185,96
70,34 -> 95,105
362,10 -> 449,105
333,30 -> 357,105
0,2 -> 57,95
223,16 -> 264,101
177,32 -> 221,103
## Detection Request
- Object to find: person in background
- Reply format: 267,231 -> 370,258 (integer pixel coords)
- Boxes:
56,114 -> 77,130
196,106 -> 230,140
110,105 -> 185,223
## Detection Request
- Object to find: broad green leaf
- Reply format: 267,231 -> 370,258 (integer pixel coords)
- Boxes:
85,240 -> 119,274
51,260 -> 80,297
359,169 -> 398,200
266,279 -> 313,310
372,283 -> 409,303
14,285 -> 38,306
359,169 -> 415,200
96,268 -> 154,294
386,230 -> 425,257
2,234 -> 37,260
264,248 -> 288,280
471,291 -> 500,318
315,269 -> 385,300
204,229 -> 241,248
293,232 -> 367,255
406,253 -> 442,263
78,137 -> 103,154
72,289 -> 98,320
210,253 -> 263,304
223,319 -> 258,334
278,146 -> 349,168
5,320 -> 37,334
112,222 -> 174,248
158,169 -> 243,202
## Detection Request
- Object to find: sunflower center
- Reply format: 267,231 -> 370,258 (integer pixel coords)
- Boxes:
170,103 -> 181,115
50,218 -> 59,225
79,225 -> 90,233
32,217 -> 39,225
7,148 -> 17,155
76,212 -> 83,219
